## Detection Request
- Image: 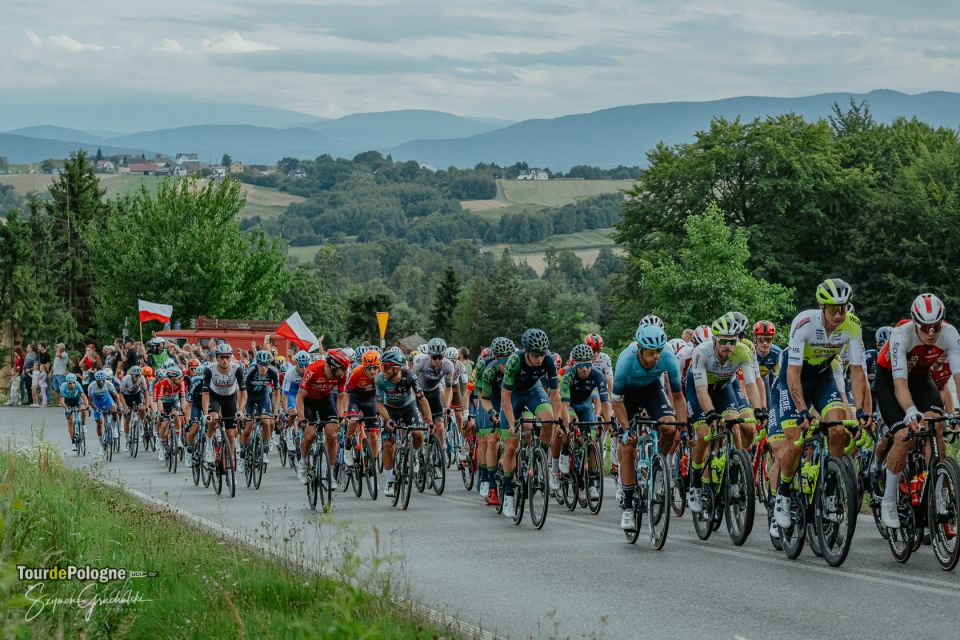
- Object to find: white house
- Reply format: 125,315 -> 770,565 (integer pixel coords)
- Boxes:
172,164 -> 188,177
517,169 -> 549,180
175,153 -> 199,164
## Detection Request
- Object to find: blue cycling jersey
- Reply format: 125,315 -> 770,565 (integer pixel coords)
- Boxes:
86,380 -> 117,400
612,344 -> 681,395
243,364 -> 280,395
60,382 -> 83,400
756,344 -> 782,382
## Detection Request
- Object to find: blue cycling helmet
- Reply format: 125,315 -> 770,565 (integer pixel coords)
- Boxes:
255,350 -> 273,365
65,373 -> 78,383
635,324 -> 667,351
875,326 -> 892,347
294,350 -> 311,367
94,370 -> 108,382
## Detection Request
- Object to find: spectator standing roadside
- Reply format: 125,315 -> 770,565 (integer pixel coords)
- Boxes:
13,347 -> 25,404
36,343 -> 52,375
50,343 -> 69,401
120,337 -> 140,376
22,344 -> 36,405
6,365 -> 21,406
30,362 -> 41,407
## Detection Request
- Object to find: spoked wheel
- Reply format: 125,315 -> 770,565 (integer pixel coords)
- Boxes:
320,447 -> 333,512
815,458 -> 856,567
78,425 -> 86,457
756,443 -> 775,508
130,420 -> 140,458
142,427 -> 151,453
841,454 -> 859,540
585,441 -> 604,515
191,443 -> 202,486
212,443 -> 224,496
105,433 -> 113,462
112,419 -> 121,453
363,440 -> 378,500
460,447 -> 476,491
692,487 -> 715,541
414,449 -> 427,494
625,491 -> 643,544
279,434 -> 289,468
928,459 -> 960,571
223,436 -> 236,498
307,452 -> 319,511
649,454 -> 670,550
352,456 -> 363,498
399,444 -> 414,510
171,435 -> 179,474
337,459 -> 350,494
430,436 -> 446,496
808,522 -> 823,558
724,451 -> 755,546
560,469 -> 578,511
244,446 -> 254,487
252,438 -> 264,490
512,450 -> 526,525
780,492 -> 807,560
528,447 -> 549,530
887,495 -> 916,563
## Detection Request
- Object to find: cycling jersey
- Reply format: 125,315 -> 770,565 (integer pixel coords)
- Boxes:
243,364 -> 280,395
877,319 -> 960,379
203,362 -> 245,397
117,374 -> 147,396
612,344 -> 681,395
786,309 -> 865,375
479,362 -> 506,408
756,344 -> 782,381
153,378 -> 186,402
502,350 -> 559,393
375,369 -> 423,408
59,382 -> 83,400
560,367 -> 608,404
86,380 -> 117,402
299,359 -> 346,400
688,341 -> 756,388
412,355 -> 456,392
592,351 -> 613,380
864,348 -> 878,390
187,374 -> 204,404
281,363 -> 303,394
346,365 -> 378,398
739,338 -> 762,379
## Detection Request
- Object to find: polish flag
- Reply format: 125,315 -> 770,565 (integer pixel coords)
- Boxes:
275,312 -> 320,352
138,299 -> 173,323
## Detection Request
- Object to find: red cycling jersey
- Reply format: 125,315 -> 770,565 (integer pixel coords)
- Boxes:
299,359 -> 346,399
346,366 -> 377,396
877,318 -> 954,376
153,378 -> 186,401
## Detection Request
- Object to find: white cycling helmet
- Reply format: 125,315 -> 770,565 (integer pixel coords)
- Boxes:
912,293 -> 945,324
668,338 -> 687,355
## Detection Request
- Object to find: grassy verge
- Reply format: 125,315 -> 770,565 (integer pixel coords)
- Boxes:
0,444 -> 456,639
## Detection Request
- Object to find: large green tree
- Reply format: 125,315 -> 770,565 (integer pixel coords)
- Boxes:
85,177 -> 288,337
429,266 -> 461,337
452,252 -> 529,353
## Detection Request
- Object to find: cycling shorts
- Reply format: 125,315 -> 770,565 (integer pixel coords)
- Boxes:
62,395 -> 81,416
382,403 -> 420,443
768,367 -> 844,441
874,367 -> 942,428
303,395 -> 337,425
91,394 -> 115,421
207,392 -> 239,428
347,394 -> 378,419
285,390 -> 298,411
509,381 -> 551,418
621,383 -> 677,443
123,393 -> 145,409
570,399 -> 597,426
245,393 -> 273,416
424,387 -> 445,421
683,369 -> 738,430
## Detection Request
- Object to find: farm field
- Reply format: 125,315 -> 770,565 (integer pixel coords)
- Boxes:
485,227 -> 622,274
498,178 -> 632,207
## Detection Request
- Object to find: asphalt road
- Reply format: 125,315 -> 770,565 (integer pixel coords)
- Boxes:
4,406 -> 958,640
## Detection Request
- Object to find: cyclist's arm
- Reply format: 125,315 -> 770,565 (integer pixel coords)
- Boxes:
337,390 -> 349,417
417,396 -> 433,424
786,364 -> 807,414
295,388 -> 307,422
611,393 -> 629,429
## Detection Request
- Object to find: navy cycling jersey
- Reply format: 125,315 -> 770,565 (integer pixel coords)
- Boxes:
756,344 -> 783,382
502,350 -> 559,393
865,348 -> 878,390
560,367 -> 609,404
243,364 -> 280,395
188,374 -> 205,404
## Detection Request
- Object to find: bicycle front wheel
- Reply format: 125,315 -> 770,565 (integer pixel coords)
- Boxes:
430,435 -> 446,496
816,457 -> 855,567
649,454 -> 670,550
130,419 -> 140,458
780,492 -> 807,560
363,439 -> 378,500
253,438 -> 264,490
586,441 -> 603,515
400,443 -> 414,510
724,450 -> 755,546
929,458 -> 960,571
529,447 -> 549,529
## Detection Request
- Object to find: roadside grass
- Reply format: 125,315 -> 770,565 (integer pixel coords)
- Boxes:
0,443 -> 458,639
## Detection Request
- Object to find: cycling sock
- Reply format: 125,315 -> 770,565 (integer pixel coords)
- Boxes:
690,462 -> 704,488
622,484 -> 635,508
503,472 -> 513,496
550,457 -> 559,474
777,474 -> 793,497
884,469 -> 900,504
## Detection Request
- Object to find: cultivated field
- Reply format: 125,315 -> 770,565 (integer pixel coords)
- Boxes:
485,227 -> 623,274
498,178 -> 632,207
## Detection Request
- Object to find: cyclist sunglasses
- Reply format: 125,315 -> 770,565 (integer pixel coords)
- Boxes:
919,321 -> 942,334
716,337 -> 738,347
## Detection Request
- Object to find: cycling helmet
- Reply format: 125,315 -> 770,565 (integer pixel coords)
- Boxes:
188,358 -> 200,370
384,346 -> 403,356
571,343 -> 594,362
361,350 -> 381,367
816,278 -> 852,306
101,367 -> 114,379
635,324 -> 667,351
355,345 -> 370,359
94,370 -> 108,382
294,350 -> 311,367
711,312 -> 739,337
731,311 -> 749,335
341,347 -> 356,362
911,293 -> 945,324
142,365 -> 154,377
553,352 -> 563,369
521,328 -> 549,352
668,338 -> 687,355
255,350 -> 273,365
639,314 -> 664,329
875,326 -> 893,347
167,367 -> 183,379
427,337 -> 447,356
480,347 -> 491,359
753,320 -> 776,337
847,303 -> 856,316
381,350 -> 405,367
491,337 -> 515,357
325,348 -> 351,371
215,343 -> 233,356
444,346 -> 459,360
584,333 -> 604,352
370,345 -> 382,353
65,373 -> 78,383
691,325 -> 713,346
418,343 -> 429,355
128,366 -> 142,377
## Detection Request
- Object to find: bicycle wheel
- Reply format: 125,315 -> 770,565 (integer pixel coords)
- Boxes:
414,448 -> 427,494
650,454 -> 670,550
363,439 -> 378,500
112,417 -> 121,453
494,459 -> 505,515
586,441 -> 604,515
512,450 -> 526,525
779,492 -> 807,560
191,442 -> 201,486
808,521 -> 823,557
929,458 -> 960,570
377,449 -> 384,474
529,447 -> 549,530
78,423 -> 86,457
224,436 -> 236,498
625,491 -> 642,544
400,443 -> 414,510
560,466 -> 578,511
105,431 -> 113,462
352,453 -> 363,498
671,479 -> 686,518
692,479 -> 715,540
307,452 -> 319,511
724,450 -> 755,546
842,453 -> 859,538
165,431 -> 173,472
130,419 -> 140,458
756,443 -> 775,508
337,459 -> 350,493
253,438 -> 264,490
431,436 -> 446,496
815,457 -> 855,567
460,444 -> 475,492
171,433 -> 178,474
213,441 -> 224,496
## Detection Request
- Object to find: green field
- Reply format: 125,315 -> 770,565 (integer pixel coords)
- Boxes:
486,227 -> 622,274
498,178 -> 632,207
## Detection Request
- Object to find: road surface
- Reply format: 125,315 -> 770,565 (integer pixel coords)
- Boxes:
3,406 -> 957,640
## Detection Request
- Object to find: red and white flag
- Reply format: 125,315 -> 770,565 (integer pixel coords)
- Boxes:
138,299 -> 173,323
275,312 -> 320,352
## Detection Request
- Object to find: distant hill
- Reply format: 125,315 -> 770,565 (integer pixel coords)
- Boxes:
0,133 -> 149,164
302,109 -> 511,149
7,125 -> 105,145
0,102 -> 324,133
391,90 -> 960,170
104,124 -> 361,164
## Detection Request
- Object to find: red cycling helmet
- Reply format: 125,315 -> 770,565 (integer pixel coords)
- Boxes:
753,320 -> 776,337
584,333 -> 604,352
553,353 -> 563,369
480,348 -> 491,359
324,348 -> 351,371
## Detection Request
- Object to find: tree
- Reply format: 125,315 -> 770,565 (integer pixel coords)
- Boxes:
85,177 -> 288,337
452,253 -> 528,353
0,155 -> 9,172
618,203 -> 795,338
429,267 -> 461,337
95,148 -> 104,162
222,154 -> 232,167
344,282 -> 396,344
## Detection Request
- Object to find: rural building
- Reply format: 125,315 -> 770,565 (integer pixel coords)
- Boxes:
230,161 -> 244,174
126,162 -> 160,175
172,165 -> 188,177
175,153 -> 199,164
517,169 -> 549,180
95,160 -> 116,173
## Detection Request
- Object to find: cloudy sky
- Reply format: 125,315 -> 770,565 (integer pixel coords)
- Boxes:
3,0 -> 959,120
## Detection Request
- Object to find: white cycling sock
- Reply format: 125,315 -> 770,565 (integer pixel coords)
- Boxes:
884,469 -> 900,504
551,457 -> 559,473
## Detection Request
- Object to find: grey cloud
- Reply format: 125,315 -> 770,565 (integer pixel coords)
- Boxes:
214,50 -> 468,75
925,48 -> 960,59
490,46 -> 632,68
